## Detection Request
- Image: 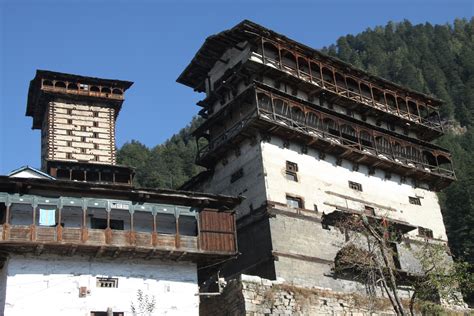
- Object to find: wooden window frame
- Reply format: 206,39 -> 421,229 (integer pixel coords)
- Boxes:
286,161 -> 298,182
348,181 -> 363,192
286,194 -> 304,209
418,227 -> 433,239
409,196 -> 421,206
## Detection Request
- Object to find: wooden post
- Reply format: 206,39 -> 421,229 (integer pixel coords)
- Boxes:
175,216 -> 180,249
3,203 -> 10,240
152,213 -> 157,247
81,206 -> 88,243
196,213 -> 201,250
129,211 -> 135,246
31,204 -> 37,241
57,206 -> 63,242
105,210 -> 111,244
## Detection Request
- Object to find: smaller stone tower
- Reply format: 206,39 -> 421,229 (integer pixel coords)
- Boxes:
26,70 -> 134,184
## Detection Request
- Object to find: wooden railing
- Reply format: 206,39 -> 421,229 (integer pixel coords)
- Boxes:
195,86 -> 455,184
250,38 -> 443,136
0,207 -> 236,256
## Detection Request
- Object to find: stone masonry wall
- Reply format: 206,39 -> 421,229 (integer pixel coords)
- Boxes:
200,274 -> 470,316
200,275 -> 398,316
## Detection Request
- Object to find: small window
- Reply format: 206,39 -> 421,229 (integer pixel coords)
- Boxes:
364,206 -> 375,216
286,161 -> 298,182
93,111 -> 99,117
348,181 -> 362,192
66,130 -> 73,136
67,119 -> 73,124
93,121 -> 99,127
286,195 -> 303,209
230,168 -> 244,183
93,132 -> 99,138
313,204 -> 319,213
418,227 -> 433,239
96,277 -> 118,288
409,196 -> 421,205
66,153 -> 73,159
81,126 -> 87,132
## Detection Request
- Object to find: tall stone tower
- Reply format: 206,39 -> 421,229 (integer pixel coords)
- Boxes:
178,20 -> 456,294
26,70 -> 134,184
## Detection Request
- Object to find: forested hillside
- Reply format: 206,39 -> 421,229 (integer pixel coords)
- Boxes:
117,18 -> 473,264
117,117 -> 203,189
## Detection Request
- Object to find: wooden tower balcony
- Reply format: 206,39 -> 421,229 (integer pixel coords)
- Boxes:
193,84 -> 455,190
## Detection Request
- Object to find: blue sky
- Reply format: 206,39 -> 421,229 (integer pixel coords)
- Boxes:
0,0 -> 472,174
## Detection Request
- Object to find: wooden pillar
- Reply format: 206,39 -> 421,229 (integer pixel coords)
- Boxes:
369,84 -> 376,109
4,203 -> 10,225
196,213 -> 201,250
31,204 -> 37,241
152,213 -> 157,247
383,93 -> 389,111
81,206 -> 88,243
129,211 -> 135,245
57,206 -> 63,242
3,203 -> 11,240
105,209 -> 112,244
394,93 -> 400,115
175,215 -> 180,249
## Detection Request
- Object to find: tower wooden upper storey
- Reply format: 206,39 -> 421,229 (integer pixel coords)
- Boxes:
26,70 -> 134,184
177,20 -> 455,190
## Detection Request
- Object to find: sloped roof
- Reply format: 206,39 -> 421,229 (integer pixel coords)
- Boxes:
8,166 -> 56,180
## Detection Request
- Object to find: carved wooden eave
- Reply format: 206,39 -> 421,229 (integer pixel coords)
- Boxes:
177,20 -> 443,140
0,176 -> 242,210
26,69 -> 134,129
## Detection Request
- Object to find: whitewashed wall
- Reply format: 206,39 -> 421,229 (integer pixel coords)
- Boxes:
2,255 -> 198,316
261,136 -> 448,240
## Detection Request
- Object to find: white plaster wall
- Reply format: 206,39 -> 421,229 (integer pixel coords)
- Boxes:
2,255 -> 198,316
260,136 -> 448,240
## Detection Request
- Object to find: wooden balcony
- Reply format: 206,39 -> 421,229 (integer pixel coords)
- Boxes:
194,85 -> 455,190
0,192 -> 237,262
247,38 -> 443,140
